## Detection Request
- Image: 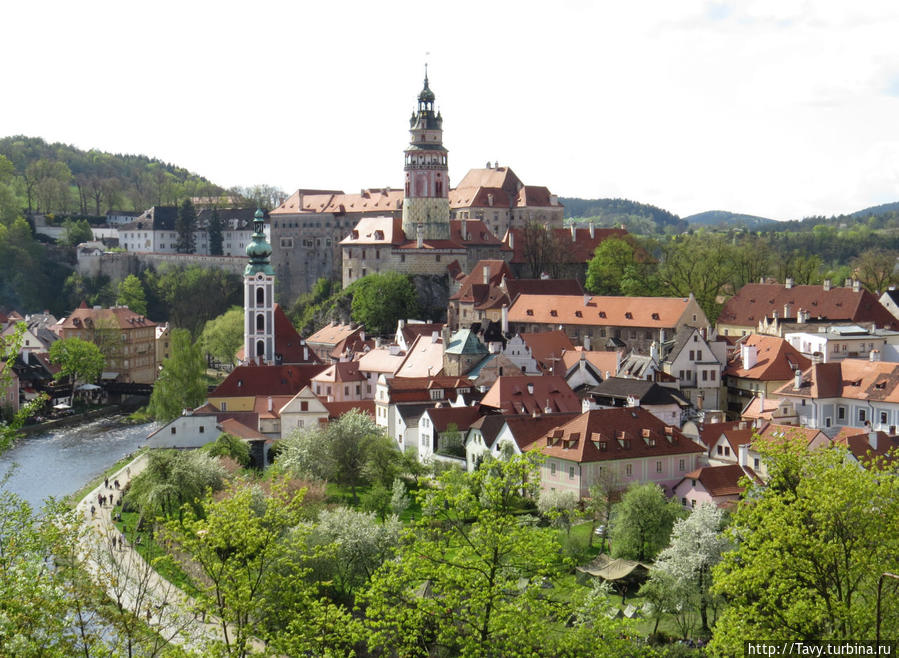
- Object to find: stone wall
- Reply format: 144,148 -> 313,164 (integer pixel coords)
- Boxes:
76,251 -> 247,283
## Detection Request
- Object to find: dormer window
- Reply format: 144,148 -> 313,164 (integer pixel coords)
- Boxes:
625,312 -> 633,319
599,311 -> 606,318
550,310 -> 558,317
652,313 -> 660,320
526,309 -> 534,316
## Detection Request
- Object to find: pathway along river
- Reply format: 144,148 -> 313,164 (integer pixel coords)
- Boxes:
0,416 -> 157,509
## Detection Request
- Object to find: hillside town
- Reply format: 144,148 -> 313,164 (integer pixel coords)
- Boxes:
2,71 -> 899,655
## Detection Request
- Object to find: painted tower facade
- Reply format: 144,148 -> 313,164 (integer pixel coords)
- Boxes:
244,209 -> 275,363
401,68 -> 451,241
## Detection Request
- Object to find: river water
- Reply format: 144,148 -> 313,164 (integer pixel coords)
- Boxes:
0,416 -> 157,509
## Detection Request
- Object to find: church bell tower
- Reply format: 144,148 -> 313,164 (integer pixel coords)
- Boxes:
244,209 -> 275,364
401,66 -> 451,241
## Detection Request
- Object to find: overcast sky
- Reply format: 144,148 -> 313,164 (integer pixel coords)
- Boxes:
4,1 -> 899,221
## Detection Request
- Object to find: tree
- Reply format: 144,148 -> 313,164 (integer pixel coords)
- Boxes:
0,324 -> 46,452
147,328 -> 206,422
350,272 -> 419,336
519,221 -> 568,279
174,199 -> 196,254
207,209 -> 223,256
116,274 -> 147,316
852,247 -> 898,293
125,449 -> 226,523
57,218 -> 93,246
360,453 -> 637,657
657,233 -> 734,321
144,264 -> 241,336
49,336 -> 105,391
206,432 -> 252,467
585,236 -> 639,295
647,503 -> 730,638
389,477 -> 410,517
709,442 -> 899,655
610,482 -> 684,562
308,507 -> 401,601
279,409 -> 395,504
200,306 -> 243,365
165,481 -> 309,657
537,488 -> 580,536
584,471 -> 623,550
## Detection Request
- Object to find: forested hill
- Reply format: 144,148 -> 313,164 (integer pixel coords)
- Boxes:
683,210 -> 778,230
560,197 -> 687,234
0,135 -> 223,216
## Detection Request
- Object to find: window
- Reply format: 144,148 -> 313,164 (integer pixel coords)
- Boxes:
691,499 -> 696,508
681,498 -> 687,506
880,411 -> 888,424
702,370 -> 708,381
656,461 -> 662,473
679,458 -> 685,471
199,426 -> 204,434
171,427 -> 177,435
859,408 -> 867,423
689,350 -> 695,360
710,371 -> 716,382
551,462 -> 556,476
754,457 -> 760,470
569,466 -> 575,480
220,402 -> 227,411
717,445 -> 723,455
697,350 -> 703,360
625,464 -> 632,476
838,406 -> 846,420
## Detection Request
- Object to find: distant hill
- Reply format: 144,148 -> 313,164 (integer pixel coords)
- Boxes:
0,135 -> 223,217
684,210 -> 779,230
850,201 -> 899,218
560,197 -> 687,235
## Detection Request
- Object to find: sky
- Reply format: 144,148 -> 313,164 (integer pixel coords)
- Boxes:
4,0 -> 899,221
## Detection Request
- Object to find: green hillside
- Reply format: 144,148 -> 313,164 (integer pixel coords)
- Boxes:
560,197 -> 687,235
684,210 -> 778,230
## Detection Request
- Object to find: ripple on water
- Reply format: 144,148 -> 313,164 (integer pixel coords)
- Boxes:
0,417 -> 158,509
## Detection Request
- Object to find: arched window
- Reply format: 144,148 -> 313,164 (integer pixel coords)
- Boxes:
256,287 -> 265,305
256,314 -> 264,331
256,340 -> 265,356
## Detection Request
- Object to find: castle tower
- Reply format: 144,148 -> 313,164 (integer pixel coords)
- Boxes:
401,66 -> 451,241
244,209 -> 275,364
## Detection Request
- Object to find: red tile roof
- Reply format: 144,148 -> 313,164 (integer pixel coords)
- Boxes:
521,331 -> 576,374
272,304 -> 321,364
307,322 -> 363,347
424,405 -> 483,433
679,464 -> 759,497
508,294 -> 700,328
322,400 -> 376,420
774,359 -> 899,402
219,418 -> 266,440
480,375 -> 580,415
502,413 -> 580,452
210,364 -> 327,398
536,407 -> 705,463
60,305 -> 157,331
718,282 -> 899,329
725,334 -> 810,381
312,361 -> 367,383
273,188 -> 403,215
832,427 -> 899,463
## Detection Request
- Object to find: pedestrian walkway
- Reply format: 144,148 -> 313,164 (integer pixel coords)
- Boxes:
75,453 -> 222,652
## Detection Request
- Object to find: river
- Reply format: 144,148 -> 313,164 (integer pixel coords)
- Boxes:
0,416 -> 157,509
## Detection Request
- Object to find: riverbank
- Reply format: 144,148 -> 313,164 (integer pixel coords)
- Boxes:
21,405 -> 127,436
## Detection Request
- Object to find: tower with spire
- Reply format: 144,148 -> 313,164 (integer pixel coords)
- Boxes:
401,65 -> 451,241
244,209 -> 275,364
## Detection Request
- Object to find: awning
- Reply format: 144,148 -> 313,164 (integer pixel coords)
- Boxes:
100,372 -> 118,380
76,383 -> 101,391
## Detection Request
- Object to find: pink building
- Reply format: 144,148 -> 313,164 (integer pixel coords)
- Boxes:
672,464 -> 761,510
533,407 -> 706,500
311,361 -> 369,402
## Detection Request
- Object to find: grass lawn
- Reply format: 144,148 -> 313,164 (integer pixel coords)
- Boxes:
112,507 -> 199,597
324,480 -> 425,523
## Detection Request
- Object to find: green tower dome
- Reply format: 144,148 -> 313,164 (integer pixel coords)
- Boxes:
245,208 -> 274,276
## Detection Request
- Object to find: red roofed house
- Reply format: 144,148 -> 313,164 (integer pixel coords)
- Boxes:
311,361 -> 370,402
672,463 -> 761,510
534,407 -> 706,500
521,331 -> 576,374
717,279 -> 899,338
418,404 -> 484,464
723,334 -> 810,418
59,303 -> 158,384
464,412 -> 580,471
508,293 -> 708,355
479,375 -> 581,416
503,224 -> 629,281
832,426 -> 899,466
306,322 -> 364,363
208,363 -> 326,414
374,374 -> 474,447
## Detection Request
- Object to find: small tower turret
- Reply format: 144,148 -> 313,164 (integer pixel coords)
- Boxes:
244,209 -> 275,364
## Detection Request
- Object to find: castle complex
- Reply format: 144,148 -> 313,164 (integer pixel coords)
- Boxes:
268,70 -> 564,300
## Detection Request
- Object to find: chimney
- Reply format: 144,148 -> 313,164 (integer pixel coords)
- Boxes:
738,443 -> 749,468
797,308 -> 805,324
501,304 -> 509,333
267,396 -> 273,412
650,341 -> 659,362
852,279 -> 861,292
431,331 -> 439,343
659,328 -> 666,345
869,431 -> 879,451
486,161 -> 492,169
527,381 -> 535,395
570,225 -> 576,241
844,278 -> 852,288
785,277 -> 793,289
303,346 -> 309,361
583,334 -> 591,350
416,222 -> 423,249
508,231 -> 514,250
759,390 -> 765,411
870,349 -> 880,362
793,369 -> 803,390
545,399 -> 552,414
823,279 -> 832,292
583,294 -> 591,306
784,303 -> 791,318
483,265 -> 490,285
487,193 -> 494,207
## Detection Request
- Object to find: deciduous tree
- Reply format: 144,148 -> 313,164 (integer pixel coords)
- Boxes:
49,336 -> 105,391
147,328 -> 206,421
116,274 -> 148,316
610,482 -> 684,562
350,272 -> 418,336
199,306 -> 243,365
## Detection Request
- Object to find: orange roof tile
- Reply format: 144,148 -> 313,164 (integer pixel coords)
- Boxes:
774,359 -> 899,402
480,375 -> 580,415
508,294 -> 699,328
60,305 -> 157,331
725,334 -> 810,381
536,407 -> 704,463
520,331 -> 576,373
